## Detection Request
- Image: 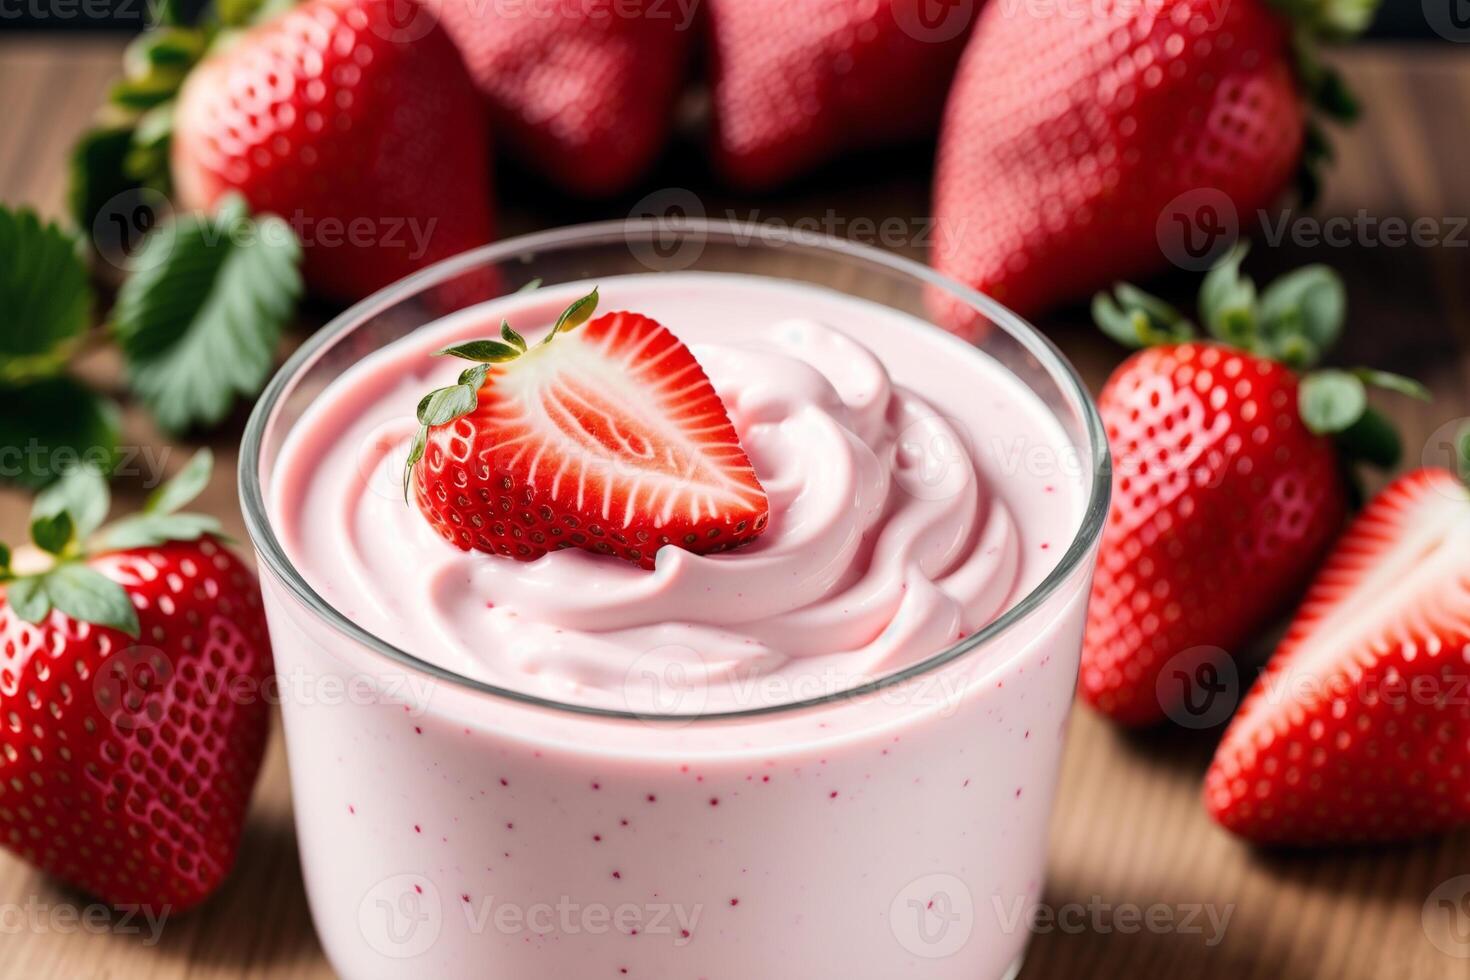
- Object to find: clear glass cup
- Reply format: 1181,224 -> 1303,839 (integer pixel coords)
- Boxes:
240,219 -> 1109,979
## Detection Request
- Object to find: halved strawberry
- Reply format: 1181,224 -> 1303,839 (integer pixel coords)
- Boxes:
406,290 -> 770,569
1205,467 -> 1470,844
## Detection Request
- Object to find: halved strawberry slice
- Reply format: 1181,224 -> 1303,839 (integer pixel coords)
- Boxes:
1205,467 -> 1470,844
406,289 -> 770,569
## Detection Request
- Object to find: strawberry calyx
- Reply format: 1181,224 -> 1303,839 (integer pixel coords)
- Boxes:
402,288 -> 601,500
1093,244 -> 1428,469
0,450 -> 223,639
1265,0 -> 1381,205
71,0 -> 291,219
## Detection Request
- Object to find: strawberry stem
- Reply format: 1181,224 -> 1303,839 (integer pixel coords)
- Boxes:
403,289 -> 600,501
1093,249 -> 1427,473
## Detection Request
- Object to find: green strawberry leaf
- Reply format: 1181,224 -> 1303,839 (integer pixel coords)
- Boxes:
1352,368 -> 1430,402
1335,406 -> 1401,469
145,448 -> 214,514
95,512 -> 223,552
34,464 -> 112,541
1456,422 -> 1470,488
1298,369 -> 1368,435
0,376 -> 122,489
1199,244 -> 1258,347
42,563 -> 140,638
500,320 -> 527,352
0,207 -> 93,382
7,576 -> 51,624
1259,264 -> 1345,362
543,287 -> 600,344
31,511 -> 76,557
1091,292 -> 1147,349
417,383 -> 479,426
436,339 -> 522,362
0,543 -> 10,575
123,102 -> 176,192
1092,284 -> 1194,349
69,124 -> 142,234
112,195 -> 303,433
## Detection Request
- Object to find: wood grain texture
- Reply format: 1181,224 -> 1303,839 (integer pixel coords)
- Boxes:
1,35 -> 1468,980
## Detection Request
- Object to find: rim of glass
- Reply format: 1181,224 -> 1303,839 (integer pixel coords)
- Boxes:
239,218 -> 1111,722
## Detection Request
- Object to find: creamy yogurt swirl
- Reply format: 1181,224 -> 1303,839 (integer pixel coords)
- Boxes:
277,281 -> 1052,713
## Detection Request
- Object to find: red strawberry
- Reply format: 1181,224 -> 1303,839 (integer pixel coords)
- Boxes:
433,0 -> 694,196
1205,467 -> 1470,843
1081,249 -> 1423,726
172,0 -> 494,302
0,452 -> 272,910
931,0 -> 1365,330
707,0 -> 973,190
406,289 -> 770,569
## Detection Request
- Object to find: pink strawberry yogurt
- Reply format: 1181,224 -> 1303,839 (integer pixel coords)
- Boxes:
256,271 -> 1101,979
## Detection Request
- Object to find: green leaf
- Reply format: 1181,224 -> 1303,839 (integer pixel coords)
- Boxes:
34,464 -> 112,540
123,102 -> 176,192
1456,422 -> 1470,488
145,448 -> 214,514
94,512 -> 222,552
500,320 -> 527,352
112,198 -> 303,433
43,563 -> 140,638
544,287 -> 600,343
69,125 -> 142,234
0,207 -> 92,380
1298,369 -> 1368,435
1352,368 -> 1430,402
403,425 -> 428,502
1335,406 -> 1401,469
7,576 -> 51,625
1091,292 -> 1148,349
1259,264 -> 1345,362
0,376 -> 122,490
0,543 -> 10,574
1199,244 -> 1257,346
435,339 -> 522,362
31,511 -> 75,557
417,384 -> 478,427
457,364 -> 489,389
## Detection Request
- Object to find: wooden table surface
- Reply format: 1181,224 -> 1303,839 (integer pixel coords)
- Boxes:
3,34 -> 1469,980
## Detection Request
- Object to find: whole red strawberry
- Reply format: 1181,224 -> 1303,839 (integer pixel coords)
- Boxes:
1206,466 -> 1470,843
405,289 -> 770,569
707,0 -> 974,190
1082,248 -> 1424,726
932,0 -> 1370,330
172,0 -> 494,302
434,0 -> 693,196
0,452 -> 272,910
